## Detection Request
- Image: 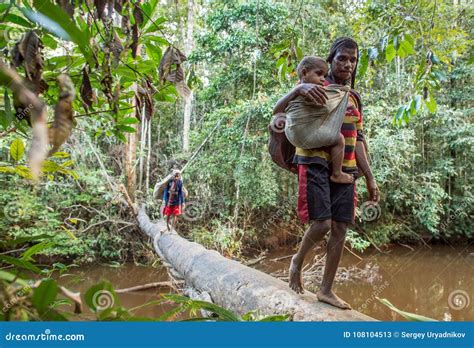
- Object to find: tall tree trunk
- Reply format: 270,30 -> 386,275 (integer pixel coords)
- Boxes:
182,0 -> 194,152
124,42 -> 142,200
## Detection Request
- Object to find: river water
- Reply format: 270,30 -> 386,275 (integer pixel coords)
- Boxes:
61,245 -> 473,321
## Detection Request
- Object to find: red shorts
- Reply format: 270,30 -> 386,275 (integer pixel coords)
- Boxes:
163,205 -> 182,216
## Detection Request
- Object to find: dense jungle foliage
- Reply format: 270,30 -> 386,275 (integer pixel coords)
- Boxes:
0,0 -> 472,266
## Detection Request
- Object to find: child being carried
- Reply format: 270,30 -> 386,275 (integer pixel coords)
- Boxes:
284,56 -> 353,184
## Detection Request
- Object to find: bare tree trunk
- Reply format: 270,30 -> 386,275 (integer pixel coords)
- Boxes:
182,0 -> 194,152
137,207 -> 375,321
145,117 -> 152,193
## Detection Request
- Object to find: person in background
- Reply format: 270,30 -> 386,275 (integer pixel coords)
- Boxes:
162,169 -> 186,230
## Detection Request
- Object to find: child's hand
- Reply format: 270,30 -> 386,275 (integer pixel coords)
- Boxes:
297,83 -> 328,105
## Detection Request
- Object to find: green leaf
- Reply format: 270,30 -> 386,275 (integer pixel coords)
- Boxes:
414,95 -> 422,112
116,125 -> 137,133
10,138 -> 25,161
32,278 -> 58,314
14,165 -> 32,179
51,151 -> 70,158
404,33 -> 415,46
0,234 -> 52,248
0,166 -> 15,173
431,53 -> 441,64
163,294 -> 241,321
393,106 -> 405,126
385,44 -> 396,63
0,270 -> 29,286
425,93 -> 437,113
61,160 -> 74,167
295,45 -> 303,61
258,314 -> 290,322
21,241 -> 55,261
399,40 -> 415,57
119,117 -> 139,125
28,0 -> 93,65
41,160 -> 61,173
377,297 -> 437,321
357,50 -> 369,78
4,13 -> 32,27
143,35 -> 169,46
0,255 -> 42,274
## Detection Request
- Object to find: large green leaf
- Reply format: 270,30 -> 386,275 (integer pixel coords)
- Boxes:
0,255 -> 42,274
163,294 -> 241,321
10,138 -> 25,161
377,297 -> 437,321
425,93 -> 437,113
385,44 -> 396,63
1,89 -> 14,129
25,0 -> 93,65
32,278 -> 58,314
0,234 -> 52,247
21,241 -> 55,261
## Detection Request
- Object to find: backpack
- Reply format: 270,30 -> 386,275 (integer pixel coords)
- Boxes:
267,113 -> 297,174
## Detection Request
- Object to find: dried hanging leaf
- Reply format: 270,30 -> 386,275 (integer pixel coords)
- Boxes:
80,66 -> 95,108
12,31 -> 45,93
110,31 -> 123,67
121,0 -> 131,35
166,66 -> 184,83
0,62 -> 48,179
113,81 -> 120,114
94,0 -> 107,20
48,74 -> 76,156
134,92 -> 143,121
114,0 -> 123,13
175,81 -> 191,99
144,90 -> 154,120
11,42 -> 23,68
158,46 -> 187,83
130,0 -> 142,58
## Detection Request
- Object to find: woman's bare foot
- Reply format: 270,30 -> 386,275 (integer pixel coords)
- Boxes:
330,172 -> 353,184
317,290 -> 351,309
289,256 -> 304,294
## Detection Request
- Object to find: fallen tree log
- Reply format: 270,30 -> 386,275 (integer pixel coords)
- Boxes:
137,207 -> 374,321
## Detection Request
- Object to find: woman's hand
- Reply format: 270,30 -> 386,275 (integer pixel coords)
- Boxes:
366,178 -> 380,203
296,83 -> 328,105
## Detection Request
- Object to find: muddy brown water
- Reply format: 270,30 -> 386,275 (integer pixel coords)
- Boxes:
61,245 -> 473,321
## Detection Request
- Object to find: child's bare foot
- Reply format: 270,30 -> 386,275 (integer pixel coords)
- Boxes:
317,290 -> 351,309
330,172 -> 353,184
289,256 -> 304,294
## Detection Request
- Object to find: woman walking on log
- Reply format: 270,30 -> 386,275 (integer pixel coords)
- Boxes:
273,37 -> 380,309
